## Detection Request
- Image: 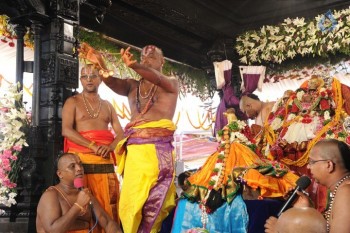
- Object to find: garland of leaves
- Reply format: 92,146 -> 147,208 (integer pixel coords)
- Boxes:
236,8 -> 350,65
77,29 -> 215,101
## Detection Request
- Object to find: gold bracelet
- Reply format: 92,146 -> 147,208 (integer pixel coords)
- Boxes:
74,202 -> 84,212
88,141 -> 96,149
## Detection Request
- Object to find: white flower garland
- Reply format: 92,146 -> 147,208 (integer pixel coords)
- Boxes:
236,8 -> 350,64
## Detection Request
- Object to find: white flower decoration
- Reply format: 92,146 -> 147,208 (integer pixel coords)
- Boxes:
236,8 -> 350,64
0,83 -> 28,206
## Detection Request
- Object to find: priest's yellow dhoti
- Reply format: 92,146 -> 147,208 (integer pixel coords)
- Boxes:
117,119 -> 176,233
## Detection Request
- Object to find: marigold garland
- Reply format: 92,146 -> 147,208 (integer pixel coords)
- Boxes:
0,15 -> 33,49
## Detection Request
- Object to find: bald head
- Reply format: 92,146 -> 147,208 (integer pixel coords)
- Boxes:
276,207 -> 326,233
313,139 -> 350,171
240,95 -> 257,106
239,95 -> 262,120
239,95 -> 249,109
57,153 -> 80,170
141,45 -> 163,58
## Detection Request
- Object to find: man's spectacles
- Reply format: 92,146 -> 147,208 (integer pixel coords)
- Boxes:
81,74 -> 98,79
308,159 -> 331,165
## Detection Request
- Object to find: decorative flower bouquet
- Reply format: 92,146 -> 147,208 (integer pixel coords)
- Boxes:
0,83 -> 29,206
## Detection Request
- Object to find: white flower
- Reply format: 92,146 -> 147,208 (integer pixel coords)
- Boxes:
240,56 -> 248,64
293,17 -> 306,27
283,18 -> 293,25
325,133 -> 335,139
237,120 -> 247,129
324,111 -> 331,120
287,114 -> 296,121
230,132 -> 249,144
235,8 -> 350,64
210,175 -> 219,181
271,118 -> 283,130
296,90 -> 305,100
287,50 -> 297,58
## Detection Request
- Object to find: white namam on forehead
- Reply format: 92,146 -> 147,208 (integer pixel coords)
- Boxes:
80,64 -> 98,75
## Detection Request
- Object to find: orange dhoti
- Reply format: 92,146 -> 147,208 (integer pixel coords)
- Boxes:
64,130 -> 119,233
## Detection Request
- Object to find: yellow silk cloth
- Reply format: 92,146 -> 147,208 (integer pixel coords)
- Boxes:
117,119 -> 176,233
65,130 -> 120,233
115,119 -> 176,174
187,142 -> 299,202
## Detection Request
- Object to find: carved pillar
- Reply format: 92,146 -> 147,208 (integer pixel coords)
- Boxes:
39,16 -> 79,187
38,2 -> 81,194
0,1 -> 80,232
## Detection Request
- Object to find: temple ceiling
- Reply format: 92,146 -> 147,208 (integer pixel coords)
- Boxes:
1,0 -> 349,70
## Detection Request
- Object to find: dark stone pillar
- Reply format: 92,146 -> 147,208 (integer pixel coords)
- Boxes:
39,16 -> 79,187
14,24 -> 26,87
31,21 -> 44,127
0,1 -> 80,232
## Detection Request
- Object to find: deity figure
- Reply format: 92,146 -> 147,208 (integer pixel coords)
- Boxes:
223,108 -> 238,124
263,76 -> 350,211
172,108 -> 299,232
172,76 -> 350,232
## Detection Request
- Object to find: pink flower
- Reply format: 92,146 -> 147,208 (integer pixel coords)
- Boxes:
3,149 -> 12,157
2,179 -> 16,188
0,107 -> 9,112
346,136 -> 350,145
2,158 -> 10,168
12,145 -> 22,151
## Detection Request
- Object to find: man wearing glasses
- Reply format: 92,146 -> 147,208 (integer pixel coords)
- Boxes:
62,64 -> 124,233
265,139 -> 350,233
